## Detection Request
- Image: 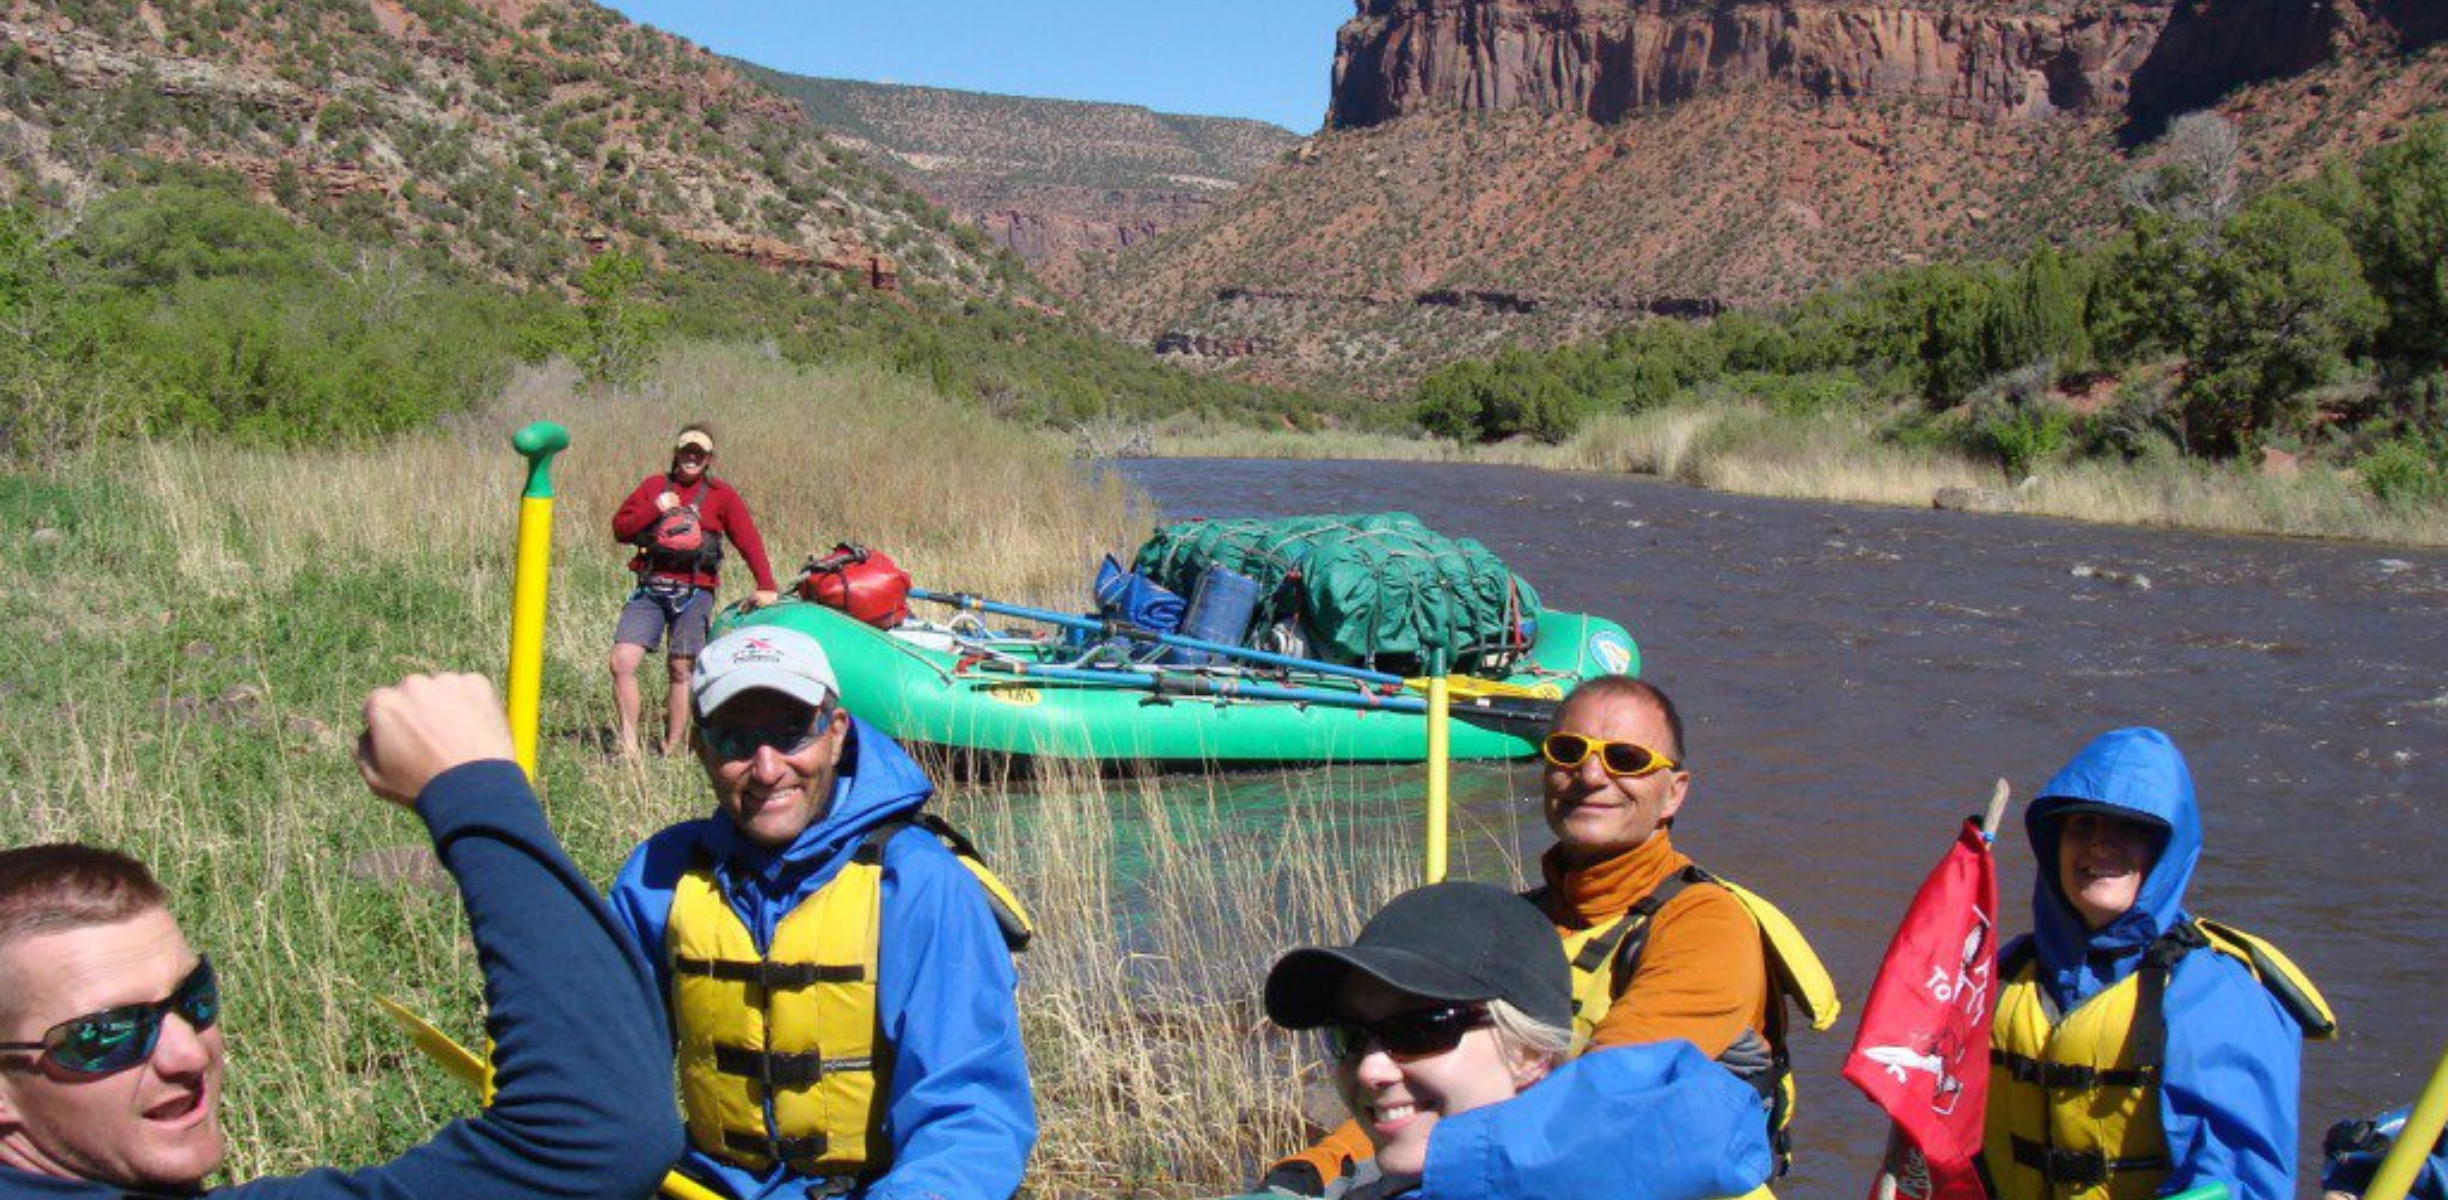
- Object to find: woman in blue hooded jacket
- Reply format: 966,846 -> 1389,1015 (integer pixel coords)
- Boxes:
1981,727 -> 2334,1200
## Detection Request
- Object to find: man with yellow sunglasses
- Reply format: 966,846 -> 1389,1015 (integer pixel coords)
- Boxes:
1264,676 -> 1836,1193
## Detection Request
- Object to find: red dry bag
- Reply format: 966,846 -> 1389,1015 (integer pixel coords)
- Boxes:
797,543 -> 912,628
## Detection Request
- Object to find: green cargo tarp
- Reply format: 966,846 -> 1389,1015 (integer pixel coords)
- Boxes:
1129,513 -> 1541,674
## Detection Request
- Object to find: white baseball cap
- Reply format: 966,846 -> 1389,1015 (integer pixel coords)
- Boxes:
691,627 -> 837,716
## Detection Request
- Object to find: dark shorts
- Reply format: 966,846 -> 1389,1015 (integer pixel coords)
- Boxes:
614,583 -> 714,657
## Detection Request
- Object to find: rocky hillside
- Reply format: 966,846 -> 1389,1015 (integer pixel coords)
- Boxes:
0,0 -> 1017,298
1090,0 -> 2448,395
745,69 -> 1301,293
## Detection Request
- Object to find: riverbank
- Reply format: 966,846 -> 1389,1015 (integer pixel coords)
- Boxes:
1146,403 -> 2448,546
0,342 -> 1400,1197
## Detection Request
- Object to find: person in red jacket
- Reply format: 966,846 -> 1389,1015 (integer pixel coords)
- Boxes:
609,425 -> 778,756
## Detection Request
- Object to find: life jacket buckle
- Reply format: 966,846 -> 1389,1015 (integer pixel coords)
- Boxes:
723,1129 -> 828,1164
2025,1143 -> 2110,1187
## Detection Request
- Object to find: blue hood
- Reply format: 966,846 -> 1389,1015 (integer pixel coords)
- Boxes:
2025,727 -> 2203,1004
697,714 -> 934,884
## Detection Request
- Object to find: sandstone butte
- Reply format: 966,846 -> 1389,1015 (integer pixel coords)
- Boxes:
1328,0 -> 2444,131
1084,0 -> 2448,396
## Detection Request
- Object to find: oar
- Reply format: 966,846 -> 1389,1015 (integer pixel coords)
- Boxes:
966,659 -> 1558,728
1424,650 -> 1451,884
2366,1047 -> 2448,1200
503,421 -> 568,780
912,588 -> 1552,700
374,995 -> 727,1200
374,995 -> 489,1094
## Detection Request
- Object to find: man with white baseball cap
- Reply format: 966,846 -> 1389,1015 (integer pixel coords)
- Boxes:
606,626 -> 1035,1200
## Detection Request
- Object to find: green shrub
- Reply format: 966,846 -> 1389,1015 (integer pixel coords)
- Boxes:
2359,435 -> 2448,507
1980,406 -> 2073,478
1727,369 -> 1867,416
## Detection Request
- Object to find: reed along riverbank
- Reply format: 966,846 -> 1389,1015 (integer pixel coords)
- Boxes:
0,342 -> 1434,1197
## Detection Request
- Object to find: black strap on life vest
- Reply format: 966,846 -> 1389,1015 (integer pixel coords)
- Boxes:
2008,1137 -> 2173,1188
710,1043 -> 876,1088
672,957 -> 865,988
857,813 -> 976,862
722,1129 -> 829,1166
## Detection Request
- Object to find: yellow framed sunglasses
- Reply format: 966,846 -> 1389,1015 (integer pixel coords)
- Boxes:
1540,732 -> 1679,778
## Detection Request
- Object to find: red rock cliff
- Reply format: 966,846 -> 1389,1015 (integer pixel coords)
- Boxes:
1327,0 -> 2435,129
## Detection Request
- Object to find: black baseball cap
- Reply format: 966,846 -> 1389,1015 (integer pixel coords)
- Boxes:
1264,881 -> 1572,1031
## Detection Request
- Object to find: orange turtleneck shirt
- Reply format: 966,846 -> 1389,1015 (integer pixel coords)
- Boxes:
1540,828 -> 1771,1056
1275,830 -> 1772,1185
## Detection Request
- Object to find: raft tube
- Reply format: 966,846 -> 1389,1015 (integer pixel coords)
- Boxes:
716,598 -> 1640,766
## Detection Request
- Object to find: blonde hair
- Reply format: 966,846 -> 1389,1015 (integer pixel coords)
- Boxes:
1486,998 -> 1572,1070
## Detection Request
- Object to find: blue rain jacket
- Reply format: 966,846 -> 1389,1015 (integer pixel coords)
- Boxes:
2020,727 -> 2302,1200
608,717 -> 1036,1200
1421,1041 -> 1773,1200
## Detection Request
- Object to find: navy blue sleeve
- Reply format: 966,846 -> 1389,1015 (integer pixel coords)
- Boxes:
221,760 -> 683,1200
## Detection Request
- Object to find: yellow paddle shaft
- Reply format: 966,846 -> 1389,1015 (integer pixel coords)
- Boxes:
375,995 -> 719,1200
2367,1047 -> 2448,1200
1424,671 -> 1450,884
505,494 -> 554,778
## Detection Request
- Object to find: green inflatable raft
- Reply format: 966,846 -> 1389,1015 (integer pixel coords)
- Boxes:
714,597 -> 1640,766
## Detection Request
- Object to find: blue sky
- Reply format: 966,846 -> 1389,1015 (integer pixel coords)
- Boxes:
597,1 -> 1352,133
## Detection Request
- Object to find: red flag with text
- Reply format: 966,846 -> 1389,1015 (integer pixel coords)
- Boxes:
1842,816 -> 2000,1200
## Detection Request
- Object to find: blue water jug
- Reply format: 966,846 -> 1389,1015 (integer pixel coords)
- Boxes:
1165,565 -> 1262,666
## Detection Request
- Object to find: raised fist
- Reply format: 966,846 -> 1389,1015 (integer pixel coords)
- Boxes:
356,673 -> 517,807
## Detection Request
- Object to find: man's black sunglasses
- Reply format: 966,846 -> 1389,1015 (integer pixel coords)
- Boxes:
698,705 -> 835,760
0,956 -> 219,1075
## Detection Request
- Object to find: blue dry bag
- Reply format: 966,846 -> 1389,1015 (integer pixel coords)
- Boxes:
1093,555 -> 1187,633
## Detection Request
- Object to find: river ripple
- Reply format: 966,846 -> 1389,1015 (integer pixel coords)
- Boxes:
1112,457 -> 2448,1197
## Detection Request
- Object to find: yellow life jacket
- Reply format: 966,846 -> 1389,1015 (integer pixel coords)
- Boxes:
665,815 -> 1032,1178
1982,918 -> 2336,1200
1539,864 -> 1842,1172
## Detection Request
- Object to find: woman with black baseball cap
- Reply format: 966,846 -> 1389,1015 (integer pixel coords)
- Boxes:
1261,881 -> 1775,1200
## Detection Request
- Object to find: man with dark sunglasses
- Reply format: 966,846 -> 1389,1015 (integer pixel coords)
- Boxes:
0,673 -> 681,1199
1265,675 -> 1836,1193
606,626 -> 1034,1200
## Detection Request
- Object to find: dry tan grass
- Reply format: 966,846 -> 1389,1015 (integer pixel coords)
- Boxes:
1148,424 -> 1470,462
1140,402 -> 2448,546
968,762 -> 1423,1196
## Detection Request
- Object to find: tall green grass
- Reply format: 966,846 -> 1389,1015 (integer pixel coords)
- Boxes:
0,343 -> 1438,1196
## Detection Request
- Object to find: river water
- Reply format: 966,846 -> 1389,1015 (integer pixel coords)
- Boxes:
1110,457 -> 2448,1198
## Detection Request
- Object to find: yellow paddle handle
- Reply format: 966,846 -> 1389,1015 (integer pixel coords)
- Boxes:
505,493 -> 555,779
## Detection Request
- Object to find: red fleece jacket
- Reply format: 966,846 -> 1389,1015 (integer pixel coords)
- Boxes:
611,473 -> 778,591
